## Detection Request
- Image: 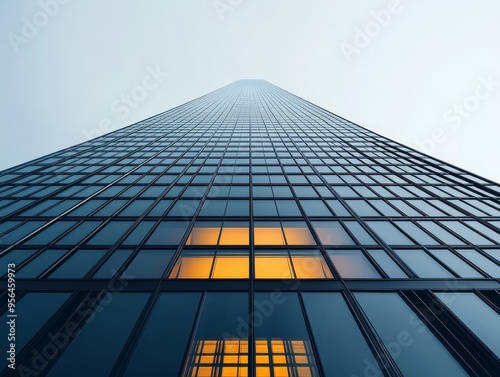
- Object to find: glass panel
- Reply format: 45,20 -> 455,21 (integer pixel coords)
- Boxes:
169,250 -> 214,279
282,222 -> 316,246
92,249 -> 133,278
49,249 -> 106,278
417,221 -> 465,245
327,250 -> 381,278
182,293 -> 248,377
255,250 -> 293,279
393,249 -> 454,278
254,222 -> 285,246
124,293 -> 201,377
0,249 -> 38,272
367,249 -> 408,278
24,221 -> 78,245
212,250 -> 249,278
123,249 -> 174,278
302,292 -> 381,376
87,221 -> 134,245
428,250 -> 483,278
254,292 -> 320,377
344,221 -> 378,245
311,221 -> 355,246
276,200 -> 301,216
440,221 -> 493,245
186,222 -> 221,246
456,249 -> 500,277
355,292 -> 468,377
365,221 -> 414,245
17,250 -> 67,278
434,292 -> 500,357
219,222 -> 249,246
394,221 -> 439,245
289,250 -> 333,279
147,221 -> 190,245
0,292 -> 70,361
47,293 -> 149,377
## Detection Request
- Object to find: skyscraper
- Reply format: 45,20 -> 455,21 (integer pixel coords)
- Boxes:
1,80 -> 499,377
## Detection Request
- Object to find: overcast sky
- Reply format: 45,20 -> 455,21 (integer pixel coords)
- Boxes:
1,0 -> 499,183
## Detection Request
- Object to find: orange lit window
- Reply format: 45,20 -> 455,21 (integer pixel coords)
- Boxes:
186,222 -> 221,245
282,222 -> 316,245
219,222 -> 249,246
184,339 -> 248,377
212,251 -> 249,278
255,339 -> 318,377
169,250 -> 214,278
186,222 -> 249,246
255,251 -> 293,279
290,251 -> 333,279
254,222 -> 285,246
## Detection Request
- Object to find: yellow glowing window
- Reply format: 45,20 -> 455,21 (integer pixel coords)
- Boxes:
169,251 -> 214,278
282,223 -> 316,245
254,339 -> 318,377
212,254 -> 249,279
186,222 -> 221,245
186,222 -> 249,246
255,251 -> 293,279
219,225 -> 249,246
290,252 -> 333,279
254,222 -> 286,245
184,339 -> 248,377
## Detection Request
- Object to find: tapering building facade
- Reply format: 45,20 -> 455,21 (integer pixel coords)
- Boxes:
1,80 -> 499,377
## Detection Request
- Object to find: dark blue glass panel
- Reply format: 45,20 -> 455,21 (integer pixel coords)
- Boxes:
17,250 -> 67,278
86,221 -> 134,245
123,293 -> 201,377
47,293 -> 148,377
303,292 -> 381,376
123,249 -> 174,278
92,249 -> 133,278
49,249 -> 106,278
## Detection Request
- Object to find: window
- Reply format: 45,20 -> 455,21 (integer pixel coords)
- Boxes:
169,249 -> 249,279
311,221 -> 355,246
253,292 -> 320,377
365,221 -> 414,245
17,250 -> 67,278
393,249 -> 454,278
327,250 -> 380,278
146,221 -> 189,245
355,292 -> 468,377
182,293 -> 248,377
123,249 -> 175,278
456,249 -> 500,277
124,293 -> 201,377
49,249 -> 106,279
254,221 -> 315,246
186,221 -> 249,246
302,292 -> 381,376
434,292 -> 500,357
428,250 -> 483,278
367,249 -> 408,278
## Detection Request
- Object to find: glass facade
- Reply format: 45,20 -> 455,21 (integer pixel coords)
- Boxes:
0,80 -> 499,376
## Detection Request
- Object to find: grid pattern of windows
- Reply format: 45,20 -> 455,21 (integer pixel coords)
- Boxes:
0,80 -> 499,376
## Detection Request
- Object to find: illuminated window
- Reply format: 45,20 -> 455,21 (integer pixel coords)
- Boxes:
254,222 -> 316,246
282,222 -> 315,245
219,222 -> 249,246
186,222 -> 249,246
212,250 -> 249,278
255,250 -> 293,279
311,221 -> 355,246
254,222 -> 285,246
170,250 -> 249,279
169,250 -> 214,278
255,339 -> 318,377
186,222 -> 221,245
185,339 -> 248,377
290,250 -> 333,279
255,250 -> 333,279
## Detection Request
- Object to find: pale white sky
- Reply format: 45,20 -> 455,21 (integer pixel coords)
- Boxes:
1,0 -> 499,182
